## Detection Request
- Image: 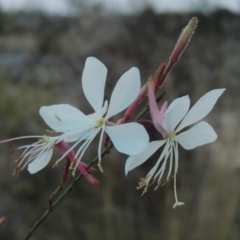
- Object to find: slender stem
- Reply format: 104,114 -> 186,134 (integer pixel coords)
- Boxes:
24,177 -> 82,240
23,145 -> 112,240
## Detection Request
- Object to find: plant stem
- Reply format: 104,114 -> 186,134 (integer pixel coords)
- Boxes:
22,143 -> 113,240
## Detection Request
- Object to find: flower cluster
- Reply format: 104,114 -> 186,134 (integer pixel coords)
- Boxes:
0,56 -> 225,207
0,57 -> 149,178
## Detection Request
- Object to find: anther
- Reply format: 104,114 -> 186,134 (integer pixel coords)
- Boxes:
53,159 -> 61,168
98,162 -> 104,173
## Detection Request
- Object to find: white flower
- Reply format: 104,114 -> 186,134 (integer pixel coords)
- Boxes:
22,136 -> 56,174
0,135 -> 57,174
125,89 -> 225,208
40,57 -> 149,174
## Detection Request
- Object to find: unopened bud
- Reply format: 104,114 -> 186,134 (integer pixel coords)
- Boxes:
170,17 -> 198,63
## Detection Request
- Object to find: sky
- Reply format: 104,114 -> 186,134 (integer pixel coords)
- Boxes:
0,0 -> 239,15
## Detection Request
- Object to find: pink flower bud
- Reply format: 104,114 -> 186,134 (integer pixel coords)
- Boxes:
56,141 -> 99,185
0,217 -> 7,228
170,17 -> 198,63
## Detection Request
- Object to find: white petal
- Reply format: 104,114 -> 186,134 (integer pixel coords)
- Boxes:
105,67 -> 141,119
40,104 -> 94,132
163,95 -> 190,132
64,129 -> 94,142
176,89 -> 225,132
87,100 -> 108,120
82,57 -> 107,115
105,123 -> 149,155
28,149 -> 53,174
176,121 -> 217,150
125,141 -> 165,175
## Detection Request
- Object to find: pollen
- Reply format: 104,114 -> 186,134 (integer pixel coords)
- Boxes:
98,162 -> 104,173
137,177 -> 149,195
168,132 -> 176,140
95,118 -> 105,128
72,168 -> 77,177
42,135 -> 50,144
53,159 -> 61,168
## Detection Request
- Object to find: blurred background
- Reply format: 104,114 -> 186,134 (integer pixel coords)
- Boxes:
0,0 -> 240,239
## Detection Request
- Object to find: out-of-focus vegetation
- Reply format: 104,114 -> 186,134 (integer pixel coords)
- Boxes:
0,8 -> 240,240
0,75 -> 56,136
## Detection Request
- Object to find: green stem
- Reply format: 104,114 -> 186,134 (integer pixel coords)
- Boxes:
22,145 -> 112,240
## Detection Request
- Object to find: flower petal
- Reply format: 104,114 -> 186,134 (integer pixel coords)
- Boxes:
148,78 -> 168,137
175,121 -> 217,150
87,100 -> 108,120
82,57 -> 107,115
28,149 -> 53,174
125,140 -> 165,175
105,67 -> 141,119
176,89 -> 225,132
163,95 -> 190,132
105,122 -> 149,155
40,104 -> 94,132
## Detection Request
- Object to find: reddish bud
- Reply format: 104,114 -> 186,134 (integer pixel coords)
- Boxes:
170,17 -> 198,63
0,217 -> 7,228
158,17 -> 198,86
56,141 -> 99,185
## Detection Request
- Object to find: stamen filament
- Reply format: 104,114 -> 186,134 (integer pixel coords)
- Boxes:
97,124 -> 106,165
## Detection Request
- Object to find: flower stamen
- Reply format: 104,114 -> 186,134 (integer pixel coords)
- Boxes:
137,177 -> 150,195
53,159 -> 61,168
154,183 -> 161,191
98,162 -> 104,173
95,118 -> 105,128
